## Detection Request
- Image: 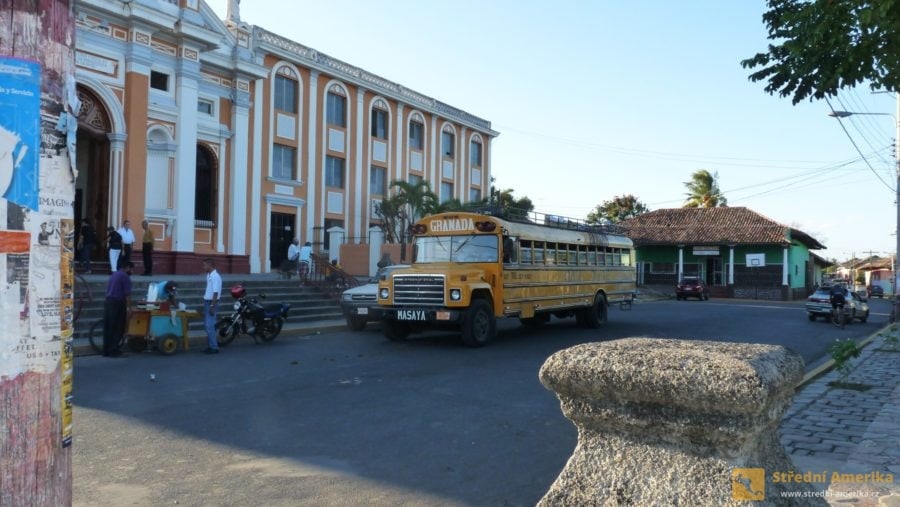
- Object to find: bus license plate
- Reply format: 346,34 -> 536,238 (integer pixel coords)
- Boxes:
397,310 -> 427,321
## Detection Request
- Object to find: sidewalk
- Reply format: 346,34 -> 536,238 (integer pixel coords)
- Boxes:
780,325 -> 900,506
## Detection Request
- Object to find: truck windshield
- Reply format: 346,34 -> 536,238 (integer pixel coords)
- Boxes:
414,235 -> 499,263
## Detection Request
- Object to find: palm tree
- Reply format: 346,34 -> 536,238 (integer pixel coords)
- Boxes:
683,169 -> 727,208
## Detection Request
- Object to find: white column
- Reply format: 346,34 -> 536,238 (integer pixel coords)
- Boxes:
173,72 -> 199,252
369,225 -> 384,277
728,246 -> 735,284
459,127 -> 467,201
250,79 -> 264,272
394,104 -> 404,182
305,70 -> 319,244
354,88 -> 365,243
430,116 -> 438,185
678,247 -> 684,281
782,247 -> 789,285
327,226 -> 344,263
229,97 -> 250,255
107,134 -> 126,227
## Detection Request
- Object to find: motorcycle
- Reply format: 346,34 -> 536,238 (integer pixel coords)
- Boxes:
215,284 -> 290,346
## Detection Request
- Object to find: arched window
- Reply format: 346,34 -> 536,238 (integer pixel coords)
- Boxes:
195,144 -> 217,225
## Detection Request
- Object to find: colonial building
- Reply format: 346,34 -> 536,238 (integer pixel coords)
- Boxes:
622,207 -> 826,300
73,0 -> 497,274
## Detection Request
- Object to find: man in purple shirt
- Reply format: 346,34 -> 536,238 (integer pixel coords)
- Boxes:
103,261 -> 133,357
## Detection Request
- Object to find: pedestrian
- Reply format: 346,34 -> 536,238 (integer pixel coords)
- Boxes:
202,258 -> 221,354
103,261 -> 133,357
117,219 -> 136,264
107,226 -> 123,271
77,218 -> 96,273
298,241 -> 312,283
140,219 -> 154,276
377,252 -> 393,269
283,238 -> 300,279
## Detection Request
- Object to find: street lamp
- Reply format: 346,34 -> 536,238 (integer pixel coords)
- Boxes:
828,93 -> 900,321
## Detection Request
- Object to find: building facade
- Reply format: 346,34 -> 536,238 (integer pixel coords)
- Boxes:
73,0 -> 497,274
623,207 -> 826,301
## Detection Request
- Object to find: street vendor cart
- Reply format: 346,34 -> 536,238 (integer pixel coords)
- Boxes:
126,303 -> 200,355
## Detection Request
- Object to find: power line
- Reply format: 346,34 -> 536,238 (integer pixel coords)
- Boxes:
824,97 -> 895,192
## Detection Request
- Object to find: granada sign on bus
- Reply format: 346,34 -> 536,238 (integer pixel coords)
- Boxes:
429,217 -> 475,233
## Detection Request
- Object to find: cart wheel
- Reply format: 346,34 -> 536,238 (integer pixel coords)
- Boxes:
157,334 -> 178,355
127,336 -> 147,353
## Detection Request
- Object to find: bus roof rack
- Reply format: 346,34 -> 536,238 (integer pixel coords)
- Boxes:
463,205 -> 626,236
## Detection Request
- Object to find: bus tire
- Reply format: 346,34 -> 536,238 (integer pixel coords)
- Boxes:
383,320 -> 410,342
461,299 -> 495,347
583,293 -> 607,329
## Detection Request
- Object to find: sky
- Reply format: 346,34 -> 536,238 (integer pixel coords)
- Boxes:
207,0 -> 898,262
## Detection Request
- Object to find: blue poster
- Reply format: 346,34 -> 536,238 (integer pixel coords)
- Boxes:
0,57 -> 40,211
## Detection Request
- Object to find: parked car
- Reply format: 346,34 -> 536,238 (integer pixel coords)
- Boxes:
805,286 -> 869,322
340,265 -> 406,331
675,277 -> 709,301
867,285 -> 885,298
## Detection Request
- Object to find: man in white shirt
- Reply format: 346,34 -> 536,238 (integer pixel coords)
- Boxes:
298,241 -> 312,283
202,258 -> 222,354
285,238 -> 301,279
117,220 -> 136,264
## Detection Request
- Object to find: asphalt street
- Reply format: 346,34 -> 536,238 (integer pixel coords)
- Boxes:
72,297 -> 891,506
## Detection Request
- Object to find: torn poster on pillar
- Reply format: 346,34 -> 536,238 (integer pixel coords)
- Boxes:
0,57 -> 40,211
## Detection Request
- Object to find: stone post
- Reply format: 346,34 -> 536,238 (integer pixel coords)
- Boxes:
538,338 -> 825,506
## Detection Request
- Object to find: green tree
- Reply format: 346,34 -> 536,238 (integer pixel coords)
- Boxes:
375,180 -> 440,245
586,194 -> 649,224
741,0 -> 900,104
683,170 -> 727,208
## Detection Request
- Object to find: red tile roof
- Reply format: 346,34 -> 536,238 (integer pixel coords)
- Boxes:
621,207 -> 825,249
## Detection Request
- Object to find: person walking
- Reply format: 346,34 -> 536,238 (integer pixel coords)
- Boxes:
202,258 -> 221,354
284,238 -> 300,279
298,241 -> 312,283
117,220 -> 136,264
77,218 -> 96,273
103,261 -> 133,357
107,226 -> 123,271
140,220 -> 154,276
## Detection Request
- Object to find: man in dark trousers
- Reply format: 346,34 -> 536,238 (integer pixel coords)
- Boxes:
140,220 -> 154,276
103,261 -> 133,357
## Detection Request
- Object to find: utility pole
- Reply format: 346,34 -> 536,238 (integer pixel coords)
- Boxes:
894,92 -> 900,323
0,1 -> 75,504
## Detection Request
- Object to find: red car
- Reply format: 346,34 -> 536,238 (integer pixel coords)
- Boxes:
676,277 -> 709,301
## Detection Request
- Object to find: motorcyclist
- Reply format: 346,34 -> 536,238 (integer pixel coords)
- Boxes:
829,284 -> 846,312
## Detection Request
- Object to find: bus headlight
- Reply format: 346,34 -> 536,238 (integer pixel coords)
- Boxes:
379,288 -> 389,299
450,288 -> 462,301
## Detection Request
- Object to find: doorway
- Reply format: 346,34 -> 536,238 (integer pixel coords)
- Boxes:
75,85 -> 112,262
706,257 -> 723,286
269,212 -> 296,271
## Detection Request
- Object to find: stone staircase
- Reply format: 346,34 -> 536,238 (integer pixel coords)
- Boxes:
72,276 -> 344,341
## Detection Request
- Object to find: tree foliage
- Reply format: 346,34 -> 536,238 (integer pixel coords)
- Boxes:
586,194 -> 650,224
741,0 -> 900,104
375,180 -> 441,244
683,170 -> 727,208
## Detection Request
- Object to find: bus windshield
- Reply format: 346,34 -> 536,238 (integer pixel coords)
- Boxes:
414,234 -> 499,263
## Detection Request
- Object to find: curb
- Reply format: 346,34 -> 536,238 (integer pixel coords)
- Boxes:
73,322 -> 349,357
795,323 -> 891,388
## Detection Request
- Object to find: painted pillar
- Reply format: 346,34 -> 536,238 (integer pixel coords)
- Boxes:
430,115 -> 438,186
305,70 -> 319,244
122,36 -> 152,228
249,78 -> 263,272
173,58 -> 200,253
678,246 -> 684,281
782,247 -> 789,285
0,0 -> 75,503
229,87 -> 250,255
354,87 -> 365,242
728,245 -> 735,285
369,225 -> 384,277
459,126 -> 467,201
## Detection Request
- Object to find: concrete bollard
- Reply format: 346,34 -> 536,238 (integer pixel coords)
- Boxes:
538,338 -> 825,506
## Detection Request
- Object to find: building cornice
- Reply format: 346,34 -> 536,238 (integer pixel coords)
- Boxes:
252,26 -> 499,137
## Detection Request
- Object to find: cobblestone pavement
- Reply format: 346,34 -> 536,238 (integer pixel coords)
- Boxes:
780,327 -> 900,506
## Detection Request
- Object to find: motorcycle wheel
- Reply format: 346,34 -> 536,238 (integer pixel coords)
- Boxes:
215,317 -> 238,346
258,317 -> 283,342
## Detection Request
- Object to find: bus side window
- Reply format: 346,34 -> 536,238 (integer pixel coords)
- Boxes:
503,237 -> 518,264
520,240 -> 532,264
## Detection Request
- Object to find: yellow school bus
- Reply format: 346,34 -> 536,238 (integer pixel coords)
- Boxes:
376,210 -> 636,346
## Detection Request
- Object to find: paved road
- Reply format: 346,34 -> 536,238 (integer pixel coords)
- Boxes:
72,297 -> 891,506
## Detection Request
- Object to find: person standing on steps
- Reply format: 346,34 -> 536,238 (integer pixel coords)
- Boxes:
202,258 -> 221,354
117,219 -> 136,264
298,241 -> 312,284
78,218 -> 96,273
103,261 -> 133,357
107,226 -> 123,271
140,220 -> 154,276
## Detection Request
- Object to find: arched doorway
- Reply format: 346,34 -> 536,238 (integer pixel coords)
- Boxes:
75,85 -> 112,264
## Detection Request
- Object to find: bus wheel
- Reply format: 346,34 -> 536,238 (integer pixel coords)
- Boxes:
583,293 -> 607,329
461,299 -> 495,347
383,320 -> 410,342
